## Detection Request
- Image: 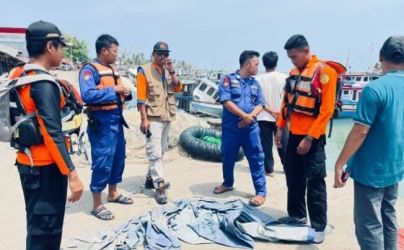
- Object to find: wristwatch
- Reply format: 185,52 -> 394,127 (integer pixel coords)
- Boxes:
305,135 -> 313,142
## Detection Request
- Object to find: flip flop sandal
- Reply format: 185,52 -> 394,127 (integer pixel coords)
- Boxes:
108,194 -> 134,205
91,206 -> 115,221
213,185 -> 234,194
249,196 -> 266,207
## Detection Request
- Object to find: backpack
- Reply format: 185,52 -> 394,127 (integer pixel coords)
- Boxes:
58,79 -> 84,134
0,64 -> 83,148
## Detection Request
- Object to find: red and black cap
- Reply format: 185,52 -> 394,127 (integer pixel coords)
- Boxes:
26,20 -> 70,46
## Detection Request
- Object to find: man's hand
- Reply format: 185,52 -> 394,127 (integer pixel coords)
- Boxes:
275,129 -> 283,148
114,85 -> 125,94
140,119 -> 150,134
333,166 -> 346,188
68,170 -> 83,203
165,58 -> 173,72
237,114 -> 254,128
270,111 -> 280,119
123,87 -> 131,97
297,137 -> 312,155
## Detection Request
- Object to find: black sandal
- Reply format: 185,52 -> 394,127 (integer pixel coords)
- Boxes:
108,194 -> 133,205
91,206 -> 115,220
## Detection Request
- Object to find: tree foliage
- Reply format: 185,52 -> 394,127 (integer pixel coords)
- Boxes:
63,34 -> 90,63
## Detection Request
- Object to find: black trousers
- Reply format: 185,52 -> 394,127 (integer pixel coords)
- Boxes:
258,121 -> 288,173
284,133 -> 327,231
17,163 -> 68,250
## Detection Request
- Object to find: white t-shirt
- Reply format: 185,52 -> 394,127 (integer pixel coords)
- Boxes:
256,71 -> 287,122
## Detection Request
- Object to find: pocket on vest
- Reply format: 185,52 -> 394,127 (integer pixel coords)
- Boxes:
147,104 -> 162,117
148,85 -> 161,102
168,96 -> 176,115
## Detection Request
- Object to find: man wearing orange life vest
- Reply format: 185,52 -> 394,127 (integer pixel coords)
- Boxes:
9,20 -> 83,250
275,34 -> 338,243
79,34 -> 133,220
136,42 -> 183,205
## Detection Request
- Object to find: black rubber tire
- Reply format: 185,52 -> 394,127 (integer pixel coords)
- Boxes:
179,126 -> 244,162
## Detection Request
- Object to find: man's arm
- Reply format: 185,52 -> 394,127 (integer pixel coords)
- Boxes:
276,98 -> 288,129
31,81 -> 83,202
222,101 -> 249,117
334,86 -> 380,188
335,124 -> 370,167
307,66 -> 338,139
219,76 -> 250,118
252,83 -> 265,117
79,65 -> 118,104
136,67 -> 150,133
334,123 -> 370,187
31,82 -> 75,175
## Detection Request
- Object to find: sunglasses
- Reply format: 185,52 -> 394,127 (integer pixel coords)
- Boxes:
157,52 -> 169,57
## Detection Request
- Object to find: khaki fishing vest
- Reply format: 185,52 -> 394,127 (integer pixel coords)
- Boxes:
142,63 -> 177,121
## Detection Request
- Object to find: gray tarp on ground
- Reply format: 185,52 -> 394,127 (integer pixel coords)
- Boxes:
66,199 -> 322,249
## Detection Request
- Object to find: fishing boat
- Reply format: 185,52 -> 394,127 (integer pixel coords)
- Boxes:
339,73 -> 381,118
175,76 -> 223,117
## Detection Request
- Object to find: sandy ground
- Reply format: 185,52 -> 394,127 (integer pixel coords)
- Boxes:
0,70 -> 402,249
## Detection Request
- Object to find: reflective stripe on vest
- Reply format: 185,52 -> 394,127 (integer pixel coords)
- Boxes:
86,63 -> 125,111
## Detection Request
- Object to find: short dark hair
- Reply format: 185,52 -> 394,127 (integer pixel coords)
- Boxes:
26,39 -> 62,58
239,50 -> 260,67
95,34 -> 119,55
380,36 -> 404,64
262,51 -> 278,69
284,34 -> 309,50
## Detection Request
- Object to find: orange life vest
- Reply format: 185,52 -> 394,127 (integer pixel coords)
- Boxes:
283,60 -> 346,119
85,63 -> 125,111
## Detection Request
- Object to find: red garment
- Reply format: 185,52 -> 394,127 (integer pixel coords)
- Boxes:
399,228 -> 404,250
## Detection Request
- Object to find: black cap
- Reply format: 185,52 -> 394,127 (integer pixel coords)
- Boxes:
380,36 -> 404,63
153,41 -> 170,53
26,20 -> 70,46
284,34 -> 309,50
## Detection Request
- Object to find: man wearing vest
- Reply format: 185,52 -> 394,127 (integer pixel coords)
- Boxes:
136,42 -> 183,205
9,21 -> 83,250
275,35 -> 338,243
79,34 -> 133,220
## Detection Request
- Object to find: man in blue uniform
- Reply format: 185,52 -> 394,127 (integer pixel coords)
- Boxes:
79,34 -> 133,220
213,50 -> 267,206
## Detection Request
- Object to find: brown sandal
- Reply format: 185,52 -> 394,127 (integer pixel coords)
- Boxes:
213,185 -> 234,194
249,195 -> 266,207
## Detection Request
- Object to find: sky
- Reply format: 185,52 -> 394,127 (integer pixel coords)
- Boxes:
1,0 -> 403,72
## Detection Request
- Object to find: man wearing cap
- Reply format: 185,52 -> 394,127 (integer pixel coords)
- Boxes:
79,34 -> 133,220
275,34 -> 339,243
334,36 -> 404,250
136,41 -> 183,204
9,20 -> 83,249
